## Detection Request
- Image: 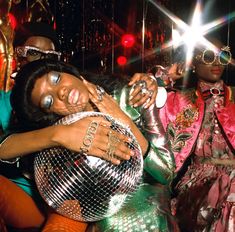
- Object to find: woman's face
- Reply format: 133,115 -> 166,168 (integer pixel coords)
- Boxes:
194,42 -> 229,83
17,36 -> 56,67
194,58 -> 225,83
31,71 -> 90,115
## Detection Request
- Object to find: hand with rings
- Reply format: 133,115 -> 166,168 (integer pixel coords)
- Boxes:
106,130 -> 121,162
59,116 -> 134,165
82,79 -> 107,103
84,80 -> 133,126
128,73 -> 157,109
96,85 -> 106,102
80,119 -> 134,165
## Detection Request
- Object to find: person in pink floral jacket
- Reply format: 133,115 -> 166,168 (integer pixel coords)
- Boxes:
156,38 -> 235,231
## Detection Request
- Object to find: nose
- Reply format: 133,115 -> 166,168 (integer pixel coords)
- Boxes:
213,56 -> 220,66
57,86 -> 68,101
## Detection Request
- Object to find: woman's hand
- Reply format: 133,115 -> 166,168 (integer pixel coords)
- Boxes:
128,73 -> 158,109
167,62 -> 186,81
83,80 -> 148,156
83,80 -> 132,125
54,116 -> 134,165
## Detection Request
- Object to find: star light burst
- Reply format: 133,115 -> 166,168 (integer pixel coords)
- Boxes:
148,0 -> 235,68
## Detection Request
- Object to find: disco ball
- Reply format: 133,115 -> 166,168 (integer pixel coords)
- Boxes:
34,112 -> 143,222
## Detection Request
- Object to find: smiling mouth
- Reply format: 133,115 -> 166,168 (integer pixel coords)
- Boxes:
68,89 -> 79,104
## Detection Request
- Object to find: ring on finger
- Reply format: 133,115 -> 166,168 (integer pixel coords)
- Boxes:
140,87 -> 149,95
133,80 -> 147,89
148,90 -> 153,97
138,80 -> 147,88
96,85 -> 105,101
106,146 -> 115,161
106,130 -> 120,161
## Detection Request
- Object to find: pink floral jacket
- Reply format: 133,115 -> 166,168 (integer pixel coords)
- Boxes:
158,84 -> 235,172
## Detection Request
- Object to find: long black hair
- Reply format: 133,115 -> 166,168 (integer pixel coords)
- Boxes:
11,59 -> 129,131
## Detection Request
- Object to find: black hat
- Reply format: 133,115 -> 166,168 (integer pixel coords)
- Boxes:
13,22 -> 60,50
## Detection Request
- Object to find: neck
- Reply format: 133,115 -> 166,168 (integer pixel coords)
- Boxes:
198,79 -> 222,86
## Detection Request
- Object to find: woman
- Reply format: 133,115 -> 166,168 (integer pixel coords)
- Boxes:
10,59 -> 178,231
156,38 -> 235,231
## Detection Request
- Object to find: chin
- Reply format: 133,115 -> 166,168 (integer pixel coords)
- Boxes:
201,78 -> 219,84
205,75 -> 221,83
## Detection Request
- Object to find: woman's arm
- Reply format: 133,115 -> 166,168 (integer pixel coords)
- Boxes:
0,126 -> 60,160
117,84 -> 175,185
0,117 -> 133,165
140,104 -> 175,185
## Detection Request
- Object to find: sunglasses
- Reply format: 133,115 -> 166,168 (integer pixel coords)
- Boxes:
15,46 -> 61,61
195,46 -> 232,65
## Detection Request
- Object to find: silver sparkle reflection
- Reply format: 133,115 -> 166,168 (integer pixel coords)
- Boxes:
34,112 -> 143,222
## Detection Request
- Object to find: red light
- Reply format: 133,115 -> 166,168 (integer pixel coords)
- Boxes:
8,13 -> 17,30
53,21 -> 57,30
121,34 -> 135,48
117,56 -> 127,66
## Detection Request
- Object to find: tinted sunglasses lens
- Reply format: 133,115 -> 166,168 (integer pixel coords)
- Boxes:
45,53 -> 60,60
219,51 -> 231,65
26,49 -> 42,61
203,50 -> 215,64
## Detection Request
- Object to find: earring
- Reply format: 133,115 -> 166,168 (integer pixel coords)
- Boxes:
191,65 -> 195,73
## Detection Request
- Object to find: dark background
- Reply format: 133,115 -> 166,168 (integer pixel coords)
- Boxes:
10,0 -> 235,83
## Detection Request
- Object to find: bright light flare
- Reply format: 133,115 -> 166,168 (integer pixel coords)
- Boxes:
172,29 -> 181,49
126,0 -> 235,69
182,1 -> 203,66
183,1 -> 202,50
149,0 -> 235,65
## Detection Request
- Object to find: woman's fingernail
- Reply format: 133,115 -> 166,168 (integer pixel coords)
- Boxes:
127,137 -> 132,143
125,155 -> 130,160
116,160 -> 120,165
144,103 -> 150,109
130,151 -> 135,156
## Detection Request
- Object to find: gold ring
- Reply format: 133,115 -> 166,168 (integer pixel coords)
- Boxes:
106,130 -> 120,161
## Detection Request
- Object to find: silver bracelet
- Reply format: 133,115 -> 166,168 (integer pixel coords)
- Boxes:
0,134 -> 20,164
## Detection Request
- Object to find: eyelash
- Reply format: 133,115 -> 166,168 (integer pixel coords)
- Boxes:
42,72 -> 61,110
43,95 -> 54,110
51,73 -> 61,85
